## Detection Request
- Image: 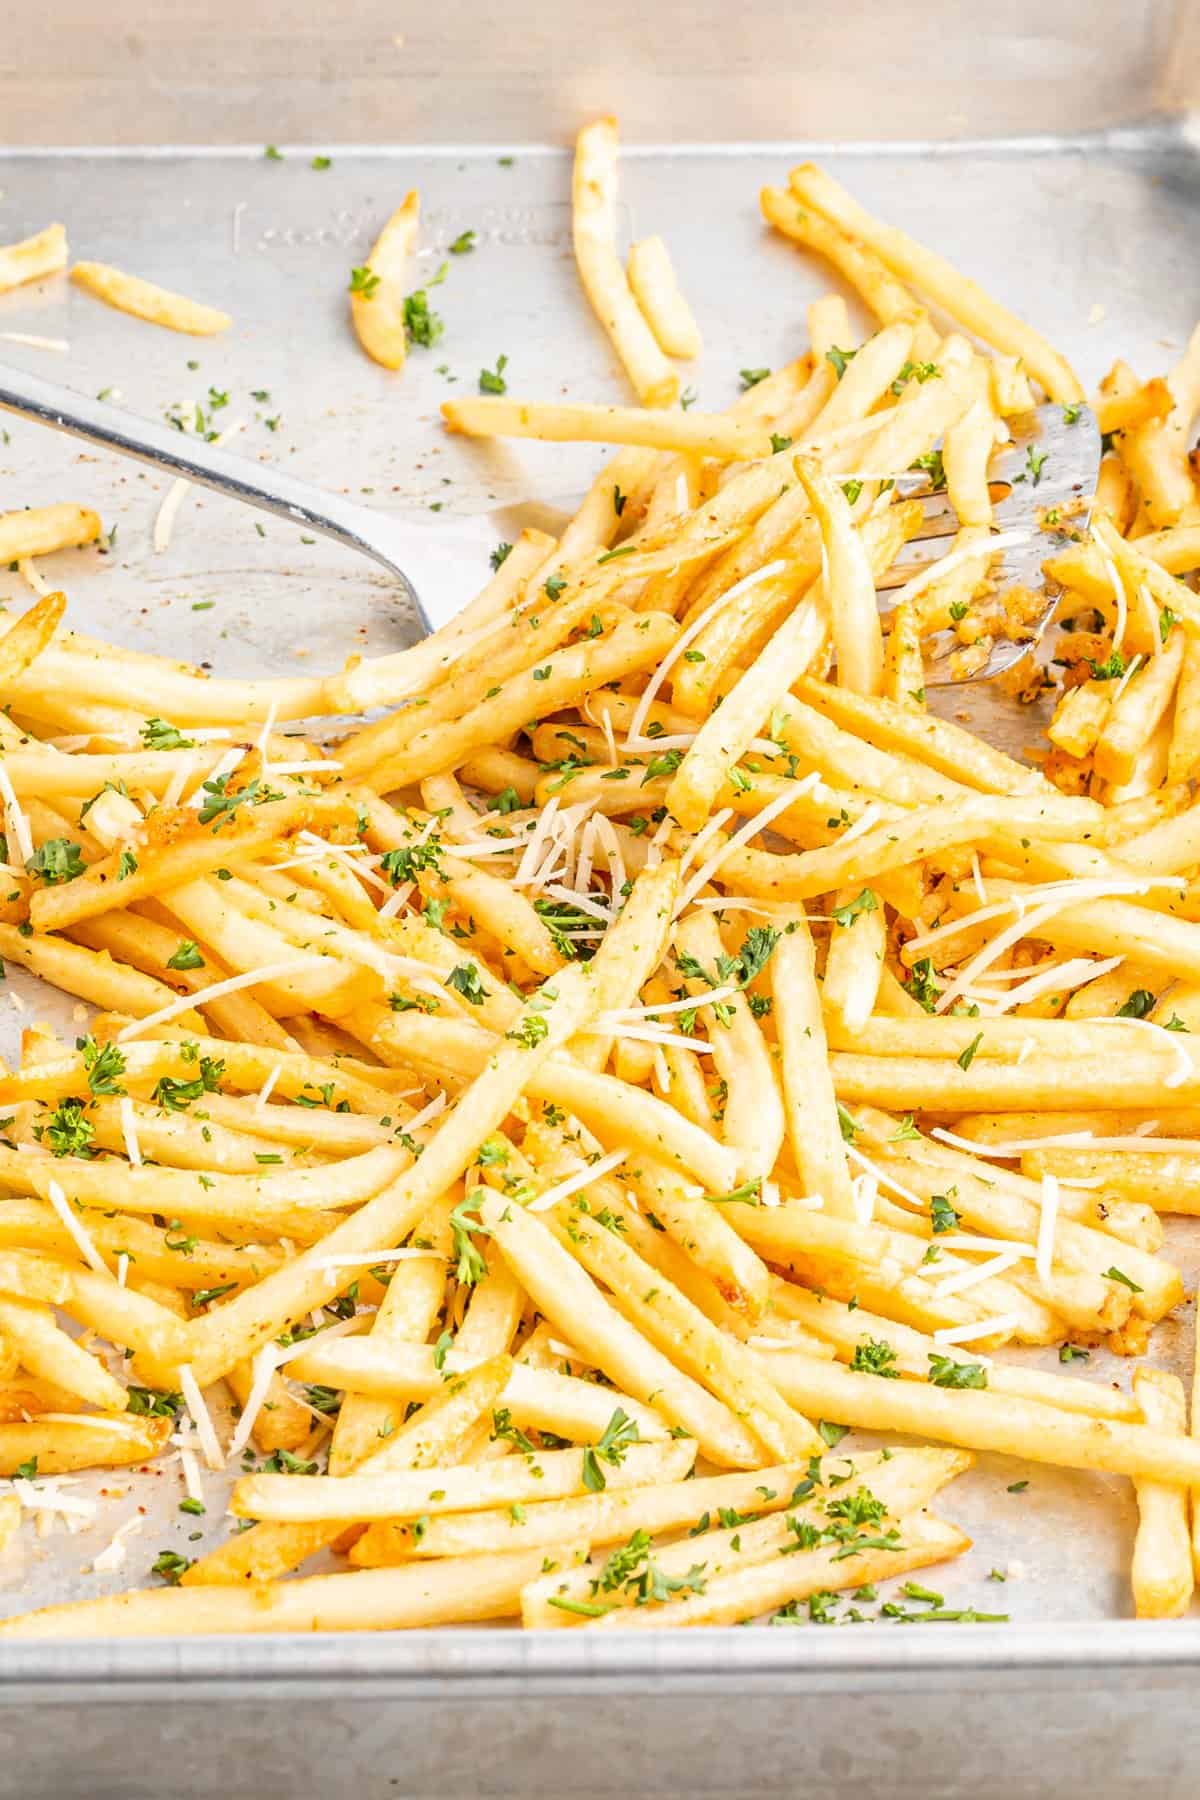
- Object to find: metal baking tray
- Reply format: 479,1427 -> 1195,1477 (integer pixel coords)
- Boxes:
1,107 -> 1200,1799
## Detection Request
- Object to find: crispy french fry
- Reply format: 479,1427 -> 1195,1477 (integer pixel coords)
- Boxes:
234,1438 -> 693,1524
787,164 -> 1082,403
444,397 -> 762,460
586,1509 -> 970,1629
523,1446 -> 966,1623
0,223 -> 67,294
371,1460 -> 804,1564
0,1297 -> 127,1411
572,118 -> 679,407
70,261 -> 231,335
0,507 -> 100,565
0,1414 -> 169,1476
754,1349 -> 1200,1486
627,236 -> 702,359
792,454 -> 882,696
283,1337 -> 668,1444
350,191 -> 419,370
1131,1367 -> 1193,1619
1,1542 -> 591,1637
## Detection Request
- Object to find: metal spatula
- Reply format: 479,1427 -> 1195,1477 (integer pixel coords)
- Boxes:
0,363 -> 1099,682
877,400 -> 1102,682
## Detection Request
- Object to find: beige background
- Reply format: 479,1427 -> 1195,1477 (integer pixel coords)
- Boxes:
2,0 -> 1198,147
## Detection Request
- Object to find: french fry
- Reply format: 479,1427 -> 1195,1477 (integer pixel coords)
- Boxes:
1094,630 -> 1184,784
768,1286 -> 1140,1421
1047,681 -> 1113,760
755,1349 -> 1200,1487
0,222 -> 67,294
881,602 -> 926,711
0,507 -> 100,565
664,593 -> 823,830
524,1446 -> 966,1623
585,1510 -> 969,1629
443,397 -> 763,460
1131,1367 -> 1193,1619
350,191 -> 419,371
341,611 -> 679,791
943,397 -> 995,528
787,164 -> 1082,402
70,260 -> 231,335
772,920 -> 855,1218
0,1296 -> 127,1411
823,884 -> 886,1033
376,1460 -> 805,1564
1,1542 -> 591,1637
234,1438 -> 693,1524
283,1337 -> 669,1444
672,912 -> 785,1179
627,236 -> 702,359
629,1156 -> 770,1321
0,1414 -> 170,1476
792,675 -> 1051,795
792,454 -> 882,696
572,117 -> 679,407
1119,322 -> 1200,527
759,188 -> 934,350
29,791 -> 353,934
1021,1146 -> 1200,1216
1167,633 -> 1200,784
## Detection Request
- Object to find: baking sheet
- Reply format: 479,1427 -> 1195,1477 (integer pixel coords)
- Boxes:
0,129 -> 1197,1633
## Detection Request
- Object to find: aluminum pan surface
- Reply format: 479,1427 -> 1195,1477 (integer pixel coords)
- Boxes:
0,127 -> 1196,1662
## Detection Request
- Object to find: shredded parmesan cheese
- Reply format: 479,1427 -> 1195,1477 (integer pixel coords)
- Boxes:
46,1178 -> 110,1275
118,1097 -> 143,1167
117,957 -> 325,1041
179,1365 -> 224,1471
932,1314 -> 1021,1347
527,1145 -> 630,1213
0,762 -> 34,866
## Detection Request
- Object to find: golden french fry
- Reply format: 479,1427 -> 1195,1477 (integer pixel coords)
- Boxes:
572,118 -> 679,407
586,1510 -> 969,1629
375,1460 -> 805,1565
524,1446 -> 966,1624
234,1438 -> 694,1524
787,164 -> 1082,402
0,1297 -> 127,1411
792,454 -> 882,696
71,260 -> 231,335
0,222 -> 67,294
443,397 -> 762,459
0,1542 -> 592,1638
1131,1367 -> 1193,1619
0,507 -> 100,565
0,1413 -> 170,1476
476,1189 -> 762,1466
627,236 -> 702,359
351,191 -> 420,370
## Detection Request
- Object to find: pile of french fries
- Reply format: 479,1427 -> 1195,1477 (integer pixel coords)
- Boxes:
3,117 -> 1200,1637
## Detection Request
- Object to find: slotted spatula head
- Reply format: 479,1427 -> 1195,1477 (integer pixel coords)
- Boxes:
876,401 -> 1102,683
